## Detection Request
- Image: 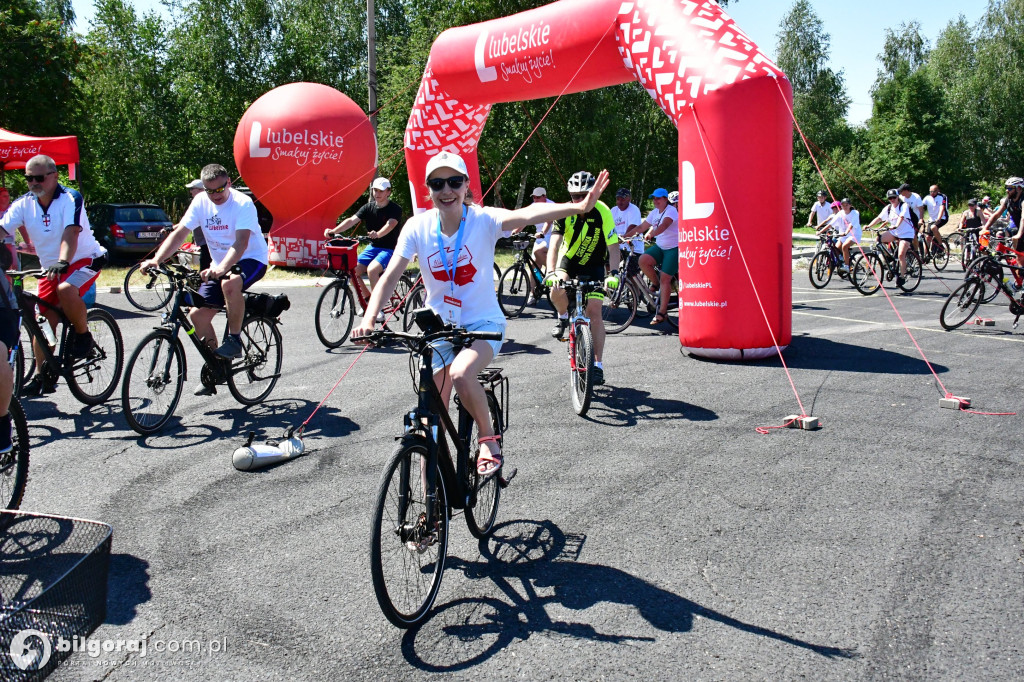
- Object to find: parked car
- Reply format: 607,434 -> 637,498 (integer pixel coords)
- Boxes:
234,186 -> 274,234
87,203 -> 173,261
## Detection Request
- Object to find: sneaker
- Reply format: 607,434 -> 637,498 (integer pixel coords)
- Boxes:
526,294 -> 537,305
551,318 -> 569,340
0,413 -> 12,454
896,275 -> 907,287
214,335 -> 243,360
21,376 -> 57,397
592,366 -> 605,386
70,331 -> 94,360
375,311 -> 386,323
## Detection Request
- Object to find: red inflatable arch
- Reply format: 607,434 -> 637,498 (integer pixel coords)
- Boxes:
405,0 -> 793,359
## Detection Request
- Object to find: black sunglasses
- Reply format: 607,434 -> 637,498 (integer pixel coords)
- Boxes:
24,171 -> 55,183
426,176 -> 466,192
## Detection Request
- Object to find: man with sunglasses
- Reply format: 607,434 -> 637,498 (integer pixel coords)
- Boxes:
142,164 -> 268,391
0,155 -> 108,396
980,177 -> 1024,251
864,188 -> 915,287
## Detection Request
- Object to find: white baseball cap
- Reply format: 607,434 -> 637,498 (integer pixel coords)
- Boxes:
186,179 -> 203,190
424,152 -> 469,182
532,187 -> 546,197
371,177 -> 391,191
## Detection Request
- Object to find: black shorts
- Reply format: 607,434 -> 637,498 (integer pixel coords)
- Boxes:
556,257 -> 605,284
932,217 -> 948,229
0,308 -> 19,352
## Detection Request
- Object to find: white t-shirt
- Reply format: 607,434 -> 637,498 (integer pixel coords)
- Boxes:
903,192 -> 924,220
0,186 -> 105,268
532,198 -> 555,245
396,205 -> 505,327
179,188 -> 268,266
922,193 -> 947,222
812,201 -> 833,224
876,203 -> 915,239
611,203 -> 643,253
829,209 -> 861,241
645,204 -> 679,250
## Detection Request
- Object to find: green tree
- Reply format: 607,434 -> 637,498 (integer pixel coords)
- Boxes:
972,0 -> 1024,182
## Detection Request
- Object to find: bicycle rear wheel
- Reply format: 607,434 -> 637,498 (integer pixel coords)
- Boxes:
965,256 -> 1002,304
898,250 -> 923,292
121,330 -> 185,435
402,283 -> 427,332
370,440 -> 448,628
940,279 -> 984,330
498,263 -> 531,318
960,241 -> 977,272
0,398 -> 30,510
123,263 -> 174,311
851,253 -> 882,295
570,322 -> 595,416
808,252 -> 833,289
932,239 -> 950,271
314,280 -> 355,348
227,316 -> 283,405
466,393 -> 503,539
601,281 -> 637,334
65,308 -> 124,406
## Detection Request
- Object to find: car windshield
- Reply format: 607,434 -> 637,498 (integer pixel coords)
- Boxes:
115,207 -> 168,223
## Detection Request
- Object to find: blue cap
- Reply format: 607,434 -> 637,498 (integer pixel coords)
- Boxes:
649,188 -> 669,198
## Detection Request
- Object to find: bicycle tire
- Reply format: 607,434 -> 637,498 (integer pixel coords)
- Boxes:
0,398 -> 30,510
65,308 -> 124,406
940,279 -> 984,330
808,252 -> 833,289
570,322 -> 595,416
851,252 -> 882,295
898,250 -> 923,292
17,322 -> 34,391
370,439 -> 449,628
932,239 -> 950,271
601,280 -> 638,334
497,263 -> 530,318
121,330 -> 186,435
960,242 -> 977,272
664,283 -> 679,331
123,263 -> 174,312
964,256 -> 1002,304
466,393 -> 503,539
11,342 -> 24,398
227,316 -> 283,405
402,283 -> 427,332
314,280 -> 355,348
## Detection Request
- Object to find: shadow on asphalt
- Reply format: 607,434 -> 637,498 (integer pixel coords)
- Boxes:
498,339 -> 552,357
22,400 -> 123,447
585,386 -> 717,426
401,520 -> 855,671
106,553 -> 151,625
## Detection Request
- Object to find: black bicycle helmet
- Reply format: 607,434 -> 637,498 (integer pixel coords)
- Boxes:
886,188 -> 899,199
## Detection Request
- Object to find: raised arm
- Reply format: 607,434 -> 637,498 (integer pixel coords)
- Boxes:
498,170 -> 611,233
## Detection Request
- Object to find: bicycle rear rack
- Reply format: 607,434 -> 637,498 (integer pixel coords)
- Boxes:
477,367 -> 510,431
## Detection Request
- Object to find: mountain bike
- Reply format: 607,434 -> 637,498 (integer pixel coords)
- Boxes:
9,269 -> 124,405
915,225 -> 949,271
316,237 -> 414,348
951,227 -> 982,272
940,257 -> 1024,330
963,232 -> 1020,304
121,226 -> 192,311
608,250 -> 677,331
366,324 -> 514,628
121,262 -> 286,435
497,235 -> 550,317
850,230 -> 923,295
808,229 -> 854,288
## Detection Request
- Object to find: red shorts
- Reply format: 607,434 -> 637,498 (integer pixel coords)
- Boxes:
37,258 -> 101,305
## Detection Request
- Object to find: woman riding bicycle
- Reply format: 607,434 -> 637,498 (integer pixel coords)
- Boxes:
352,153 -> 609,476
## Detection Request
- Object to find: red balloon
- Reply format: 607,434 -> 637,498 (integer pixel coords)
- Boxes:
234,82 -> 377,267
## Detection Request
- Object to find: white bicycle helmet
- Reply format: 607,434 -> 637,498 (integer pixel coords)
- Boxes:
567,171 -> 596,194
668,190 -> 679,204
1005,176 -> 1024,188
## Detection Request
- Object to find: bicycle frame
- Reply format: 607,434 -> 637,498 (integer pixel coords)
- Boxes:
563,281 -> 594,372
11,275 -> 74,377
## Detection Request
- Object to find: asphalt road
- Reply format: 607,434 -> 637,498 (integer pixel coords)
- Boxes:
12,263 -> 1024,680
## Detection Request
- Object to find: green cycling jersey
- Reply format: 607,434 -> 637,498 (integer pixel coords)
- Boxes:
552,201 -> 618,267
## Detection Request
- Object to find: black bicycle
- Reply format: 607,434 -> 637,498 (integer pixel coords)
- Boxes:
851,229 -> 923,295
809,229 -> 854,288
120,262 -> 286,435
940,254 -> 1024,330
915,224 -> 950,271
366,322 -> 514,628
497,234 -> 550,317
0,343 -> 29,510
9,269 -> 124,405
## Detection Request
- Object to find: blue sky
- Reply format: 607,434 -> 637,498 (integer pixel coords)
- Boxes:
69,0 -> 987,125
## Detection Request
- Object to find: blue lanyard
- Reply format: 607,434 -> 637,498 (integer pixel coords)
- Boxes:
436,205 -> 467,293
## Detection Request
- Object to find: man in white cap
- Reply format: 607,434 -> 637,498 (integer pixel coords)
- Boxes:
186,179 -> 212,269
325,177 -> 403,316
527,187 -> 554,304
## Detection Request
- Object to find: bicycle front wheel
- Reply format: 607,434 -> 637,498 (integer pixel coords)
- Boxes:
851,253 -> 882,295
965,256 -> 1002,304
570,322 -> 595,416
65,308 -> 124,406
601,281 -> 638,334
808,252 -> 833,289
898,250 -> 923,292
314,280 -> 355,348
402,283 -> 427,332
122,330 -> 185,435
227,316 -> 283,405
0,398 -> 30,510
498,264 -> 531,318
370,440 -> 449,628
940,279 -> 984,330
123,263 -> 174,311
466,393 -> 503,539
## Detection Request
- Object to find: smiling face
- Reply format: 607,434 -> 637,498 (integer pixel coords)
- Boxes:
653,196 -> 669,211
426,167 -> 469,212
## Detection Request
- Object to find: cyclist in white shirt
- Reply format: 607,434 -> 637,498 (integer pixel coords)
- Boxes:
142,164 -> 269,386
922,184 -> 948,254
806,190 -> 833,227
864,188 -> 914,286
526,187 -> 554,305
610,188 -> 643,256
626,188 -> 678,325
819,198 -> 861,272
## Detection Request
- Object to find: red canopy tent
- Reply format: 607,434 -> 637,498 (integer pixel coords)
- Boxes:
0,127 -> 79,181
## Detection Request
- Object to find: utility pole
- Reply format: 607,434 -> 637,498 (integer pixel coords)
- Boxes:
367,0 -> 378,133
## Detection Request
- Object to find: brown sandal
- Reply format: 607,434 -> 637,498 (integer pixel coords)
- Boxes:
476,435 -> 503,477
652,313 -> 668,325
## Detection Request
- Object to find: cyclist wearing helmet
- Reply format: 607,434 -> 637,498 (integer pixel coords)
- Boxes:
806,190 -> 832,227
981,177 -> 1024,250
668,190 -> 679,206
353,154 -> 610,476
864,188 -> 915,286
544,170 -> 620,386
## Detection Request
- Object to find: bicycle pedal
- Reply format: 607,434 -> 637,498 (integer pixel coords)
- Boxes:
497,466 -> 518,489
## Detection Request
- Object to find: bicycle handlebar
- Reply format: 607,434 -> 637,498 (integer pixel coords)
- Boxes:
363,327 -> 502,351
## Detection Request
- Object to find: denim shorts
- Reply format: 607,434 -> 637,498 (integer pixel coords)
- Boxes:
429,320 -> 506,374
